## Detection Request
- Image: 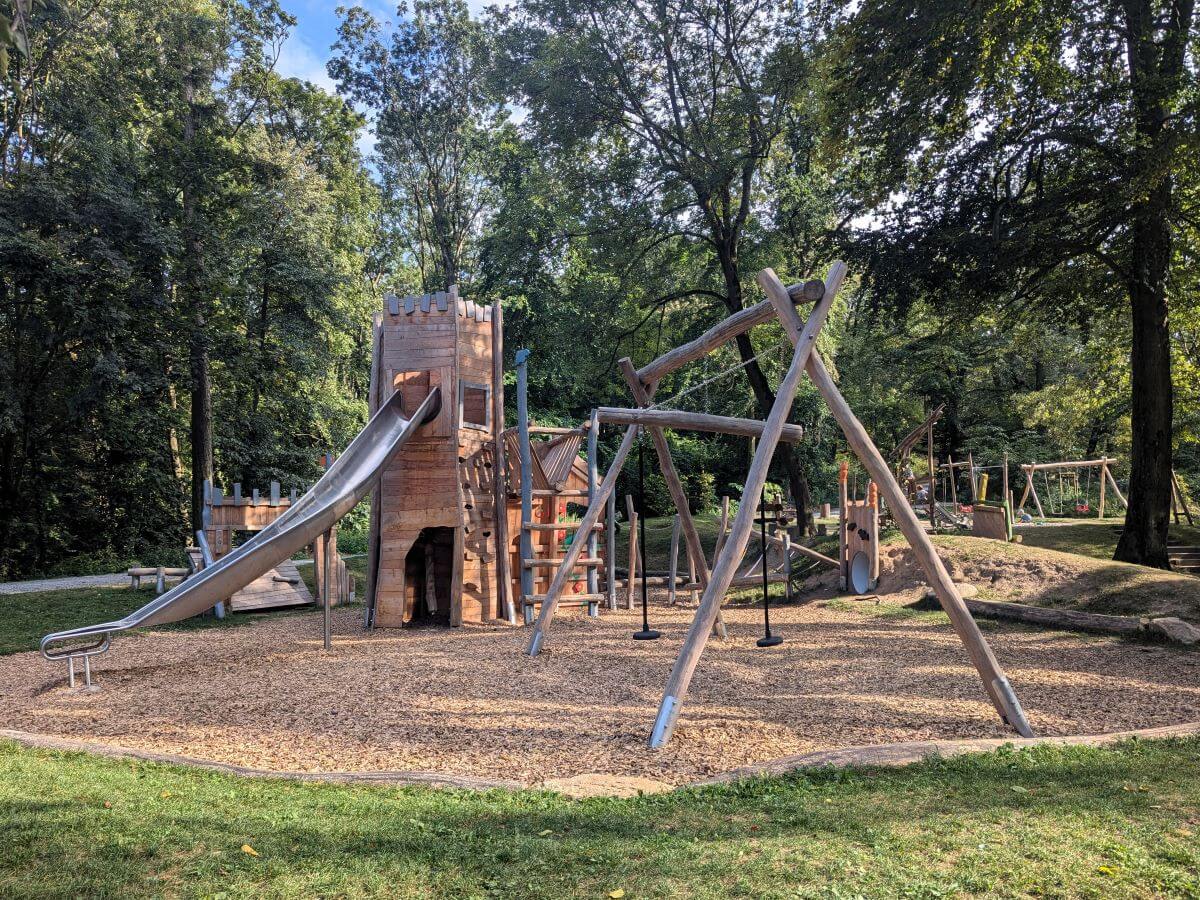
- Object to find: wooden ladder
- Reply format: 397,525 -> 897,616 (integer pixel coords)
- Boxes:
515,354 -> 612,623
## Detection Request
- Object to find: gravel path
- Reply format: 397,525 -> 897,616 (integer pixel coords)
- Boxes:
2,594 -> 1198,786
0,573 -> 133,595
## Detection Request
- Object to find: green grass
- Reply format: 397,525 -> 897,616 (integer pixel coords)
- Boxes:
1016,518 -> 1200,561
1,738 -> 1198,897
0,554 -> 370,658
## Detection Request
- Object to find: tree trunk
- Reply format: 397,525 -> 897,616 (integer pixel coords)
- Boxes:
182,74 -> 213,535
1113,0 -> 1181,568
1114,179 -> 1173,567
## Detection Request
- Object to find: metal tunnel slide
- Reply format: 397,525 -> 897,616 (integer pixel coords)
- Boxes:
40,387 -> 441,663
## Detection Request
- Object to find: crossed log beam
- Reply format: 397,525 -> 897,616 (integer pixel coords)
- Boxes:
524,278 -> 822,655
526,261 -> 1033,749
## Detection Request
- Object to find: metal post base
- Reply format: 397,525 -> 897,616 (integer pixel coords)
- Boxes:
649,695 -> 681,748
67,655 -> 94,690
527,629 -> 544,657
992,675 -> 1035,737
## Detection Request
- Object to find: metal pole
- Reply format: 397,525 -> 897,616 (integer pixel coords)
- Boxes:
322,530 -> 332,650
516,349 -> 534,623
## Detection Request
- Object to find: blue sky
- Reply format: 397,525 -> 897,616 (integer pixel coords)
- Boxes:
275,1 -> 500,158
275,0 -> 496,93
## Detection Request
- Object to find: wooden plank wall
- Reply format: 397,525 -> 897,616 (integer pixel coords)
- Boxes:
373,291 -> 506,626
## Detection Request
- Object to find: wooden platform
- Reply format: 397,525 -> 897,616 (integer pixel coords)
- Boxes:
227,559 -> 313,612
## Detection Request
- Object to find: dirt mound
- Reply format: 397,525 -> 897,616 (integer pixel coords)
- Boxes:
802,533 -> 1200,621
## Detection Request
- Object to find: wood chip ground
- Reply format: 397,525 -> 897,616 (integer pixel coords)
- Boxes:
2,596 -> 1198,786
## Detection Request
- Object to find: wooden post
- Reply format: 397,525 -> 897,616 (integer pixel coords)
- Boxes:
1022,465 -> 1046,518
1098,461 -> 1108,519
667,513 -> 681,605
606,489 -> 617,609
766,279 -> 1032,739
686,537 -> 698,604
516,350 -> 535,623
1173,469 -> 1194,525
968,453 -> 977,503
648,262 -> 846,749
710,495 -> 730,574
1002,452 -> 1009,512
947,453 -> 959,509
1103,462 -> 1127,507
838,461 -> 849,589
926,424 -> 936,525
585,411 -> 601,612
626,494 -> 638,610
491,301 -> 515,624
526,424 -> 639,654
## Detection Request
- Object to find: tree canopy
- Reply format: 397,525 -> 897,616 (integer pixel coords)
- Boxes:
0,0 -> 1196,578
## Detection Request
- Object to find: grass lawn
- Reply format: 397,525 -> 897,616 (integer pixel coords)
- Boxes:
0,554 -> 371,658
0,738 -> 1197,897
1016,518 -> 1200,561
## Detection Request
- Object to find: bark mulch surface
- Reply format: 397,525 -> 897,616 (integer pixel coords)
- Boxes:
2,597 -> 1198,787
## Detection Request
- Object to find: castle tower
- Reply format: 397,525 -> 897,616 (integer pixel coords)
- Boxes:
368,286 -> 504,627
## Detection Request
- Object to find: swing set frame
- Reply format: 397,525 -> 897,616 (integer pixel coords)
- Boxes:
1017,458 -> 1126,519
523,262 -> 1034,748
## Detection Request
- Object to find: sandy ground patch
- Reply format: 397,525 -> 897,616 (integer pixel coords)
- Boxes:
2,597 -> 1198,786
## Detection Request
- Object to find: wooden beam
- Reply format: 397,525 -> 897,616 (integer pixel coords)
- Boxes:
1099,462 -> 1108,519
635,281 -> 820,386
1105,465 -> 1128,507
765,282 -> 1033,738
606,490 -> 617,609
1020,458 -> 1117,471
648,262 -> 845,749
526,424 -> 639,655
586,409 -> 601,600
595,406 -> 805,443
1173,469 -> 1194,525
667,514 -> 681,605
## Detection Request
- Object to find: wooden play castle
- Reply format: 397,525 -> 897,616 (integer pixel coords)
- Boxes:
362,287 -> 610,629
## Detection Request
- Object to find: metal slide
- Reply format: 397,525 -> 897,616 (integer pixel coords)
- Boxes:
40,387 -> 441,668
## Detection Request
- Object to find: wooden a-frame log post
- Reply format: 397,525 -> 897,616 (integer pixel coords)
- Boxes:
1020,465 -> 1046,518
1105,462 -> 1127,507
648,262 -> 846,749
525,424 -> 639,655
762,269 -> 1034,739
667,514 -> 681,605
1099,459 -> 1108,518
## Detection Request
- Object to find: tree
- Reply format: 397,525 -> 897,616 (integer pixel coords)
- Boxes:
501,0 -> 826,524
828,0 -> 1199,566
331,0 -> 501,292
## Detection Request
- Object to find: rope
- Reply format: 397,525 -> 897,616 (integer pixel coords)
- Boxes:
647,339 -> 791,411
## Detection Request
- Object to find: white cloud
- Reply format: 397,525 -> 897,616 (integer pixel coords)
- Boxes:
275,32 -> 336,93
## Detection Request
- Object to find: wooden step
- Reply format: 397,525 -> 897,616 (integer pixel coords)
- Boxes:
522,521 -> 603,531
532,489 -> 589,497
523,557 -> 603,568
522,593 -> 606,606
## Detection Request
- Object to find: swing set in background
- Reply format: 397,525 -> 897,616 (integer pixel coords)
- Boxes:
523,261 -> 1035,749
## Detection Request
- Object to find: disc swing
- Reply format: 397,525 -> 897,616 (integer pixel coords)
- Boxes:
755,489 -> 784,648
632,428 -> 661,641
